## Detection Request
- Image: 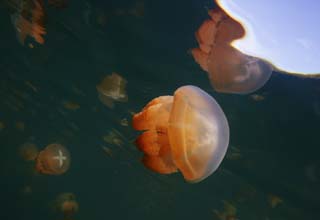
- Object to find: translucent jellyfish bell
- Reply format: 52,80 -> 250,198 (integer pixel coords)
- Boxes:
133,85 -> 229,183
191,8 -> 272,94
96,73 -> 128,108
35,143 -> 70,175
216,0 -> 320,75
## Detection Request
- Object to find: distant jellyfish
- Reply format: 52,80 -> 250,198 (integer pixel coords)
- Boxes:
132,85 -> 229,183
9,0 -> 46,45
19,142 -> 39,161
191,7 -> 272,94
35,143 -> 70,175
48,0 -> 68,9
96,73 -> 128,108
52,193 -> 79,220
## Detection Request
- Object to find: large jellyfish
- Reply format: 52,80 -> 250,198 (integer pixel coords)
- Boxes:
96,73 -> 128,108
132,85 -> 229,183
191,7 -> 272,94
35,143 -> 70,175
216,0 -> 320,75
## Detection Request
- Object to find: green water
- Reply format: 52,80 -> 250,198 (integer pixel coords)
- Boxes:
0,0 -> 319,220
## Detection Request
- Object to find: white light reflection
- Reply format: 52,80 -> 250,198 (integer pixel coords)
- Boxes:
216,0 -> 320,75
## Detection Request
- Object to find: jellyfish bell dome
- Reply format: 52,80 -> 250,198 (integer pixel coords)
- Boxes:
168,86 -> 230,182
133,85 -> 229,183
216,0 -> 320,75
192,7 -> 272,94
35,143 -> 70,175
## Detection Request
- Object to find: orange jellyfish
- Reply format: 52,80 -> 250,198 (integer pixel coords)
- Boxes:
191,7 -> 272,94
96,72 -> 128,108
35,143 -> 70,175
52,193 -> 79,220
132,85 -> 229,183
10,0 -> 46,45
19,142 -> 39,161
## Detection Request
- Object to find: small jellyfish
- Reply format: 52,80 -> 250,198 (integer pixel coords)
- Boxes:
48,0 -> 68,9
52,193 -> 79,220
191,7 -> 272,94
96,73 -> 128,108
35,143 -> 70,175
132,85 -> 229,183
19,142 -> 39,161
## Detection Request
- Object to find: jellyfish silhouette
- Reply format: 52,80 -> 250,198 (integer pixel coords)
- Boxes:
191,7 -> 272,94
35,143 -> 70,175
133,85 -> 229,183
96,73 -> 128,108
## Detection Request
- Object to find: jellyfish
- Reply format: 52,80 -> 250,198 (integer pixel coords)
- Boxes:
48,0 -> 68,9
9,0 -> 46,45
52,193 -> 79,220
191,7 -> 272,94
35,143 -> 70,175
96,73 -> 128,108
132,85 -> 229,183
19,142 -> 39,161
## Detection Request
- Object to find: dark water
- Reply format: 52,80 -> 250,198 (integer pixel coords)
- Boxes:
0,0 -> 320,220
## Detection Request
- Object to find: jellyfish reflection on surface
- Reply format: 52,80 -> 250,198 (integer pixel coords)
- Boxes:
35,143 -> 70,175
96,73 -> 128,108
133,85 -> 229,183
191,7 -> 272,94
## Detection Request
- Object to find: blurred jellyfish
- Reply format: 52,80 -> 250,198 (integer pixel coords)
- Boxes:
216,0 -> 320,75
35,143 -> 70,175
10,0 -> 46,45
48,0 -> 68,9
52,193 -> 79,220
268,194 -> 283,208
132,85 -> 229,183
191,7 -> 272,94
19,142 -> 39,161
250,94 -> 265,101
213,200 -> 238,220
21,185 -> 32,195
96,73 -> 128,108
0,121 -> 5,131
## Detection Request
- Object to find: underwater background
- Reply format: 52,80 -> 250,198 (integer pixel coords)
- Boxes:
0,0 -> 320,219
